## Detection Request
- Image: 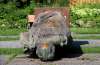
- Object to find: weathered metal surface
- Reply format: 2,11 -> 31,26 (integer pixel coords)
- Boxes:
20,8 -> 72,60
28,11 -> 68,47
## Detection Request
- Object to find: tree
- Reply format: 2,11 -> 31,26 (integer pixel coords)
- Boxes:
15,0 -> 30,8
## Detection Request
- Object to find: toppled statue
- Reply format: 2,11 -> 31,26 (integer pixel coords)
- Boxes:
20,11 -> 73,61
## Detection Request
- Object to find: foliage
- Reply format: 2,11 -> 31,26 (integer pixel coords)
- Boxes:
0,1 -> 35,29
35,0 -> 69,7
70,3 -> 100,28
75,3 -> 100,9
0,0 -> 69,30
15,0 -> 30,8
71,7 -> 100,19
51,0 -> 69,7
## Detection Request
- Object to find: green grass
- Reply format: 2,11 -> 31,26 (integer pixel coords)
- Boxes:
1,35 -> 100,41
0,37 -> 19,41
5,54 -> 18,64
73,35 -> 100,39
0,48 -> 23,54
68,46 -> 100,53
0,47 -> 100,55
0,28 -> 27,36
71,28 -> 100,34
82,47 -> 100,53
0,28 -> 100,41
0,48 -> 23,64
0,28 -> 26,41
0,35 -> 100,41
0,28 -> 100,36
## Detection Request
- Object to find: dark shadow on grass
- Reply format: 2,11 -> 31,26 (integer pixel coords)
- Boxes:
27,40 -> 89,61
52,40 -> 89,61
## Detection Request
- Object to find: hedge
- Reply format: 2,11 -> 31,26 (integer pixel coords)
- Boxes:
70,3 -> 100,28
0,0 -> 35,29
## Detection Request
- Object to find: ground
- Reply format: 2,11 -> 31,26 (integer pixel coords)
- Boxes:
7,54 -> 100,65
1,39 -> 100,65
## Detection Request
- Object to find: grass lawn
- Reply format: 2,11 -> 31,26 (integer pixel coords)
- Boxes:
0,28 -> 27,36
0,35 -> 100,41
0,48 -> 23,55
0,47 -> 100,64
0,28 -> 26,41
0,28 -> 100,41
0,37 -> 19,41
0,48 -> 23,64
82,47 -> 100,53
66,46 -> 100,53
1,47 -> 100,55
71,28 -> 100,34
72,35 -> 100,39
0,28 -> 100,36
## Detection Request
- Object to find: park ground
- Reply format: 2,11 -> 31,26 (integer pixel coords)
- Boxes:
0,0 -> 100,65
0,39 -> 100,65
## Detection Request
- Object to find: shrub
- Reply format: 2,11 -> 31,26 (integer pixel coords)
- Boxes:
0,1 -> 35,29
35,0 -> 69,7
75,3 -> 100,9
70,4 -> 100,28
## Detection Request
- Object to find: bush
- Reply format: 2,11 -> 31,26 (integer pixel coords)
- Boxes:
70,4 -> 100,28
75,3 -> 100,9
35,0 -> 69,7
0,1 -> 35,29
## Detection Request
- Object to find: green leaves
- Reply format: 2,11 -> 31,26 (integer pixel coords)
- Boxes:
71,8 -> 100,19
0,1 -> 35,29
70,4 -> 100,28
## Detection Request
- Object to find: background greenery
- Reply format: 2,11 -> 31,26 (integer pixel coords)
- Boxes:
0,0 -> 35,29
0,0 -> 69,29
70,3 -> 100,28
0,0 -> 100,35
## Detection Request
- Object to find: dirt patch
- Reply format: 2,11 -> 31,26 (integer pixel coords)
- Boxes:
7,54 -> 100,65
